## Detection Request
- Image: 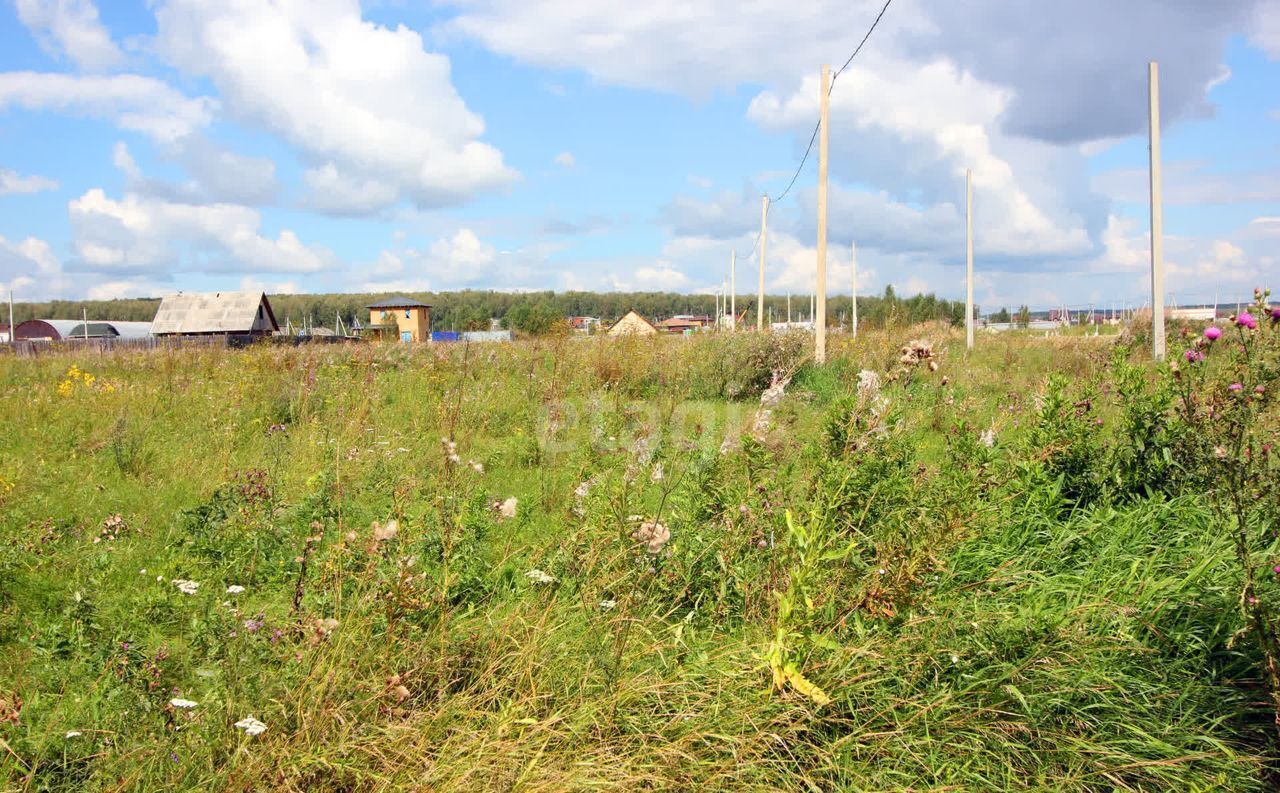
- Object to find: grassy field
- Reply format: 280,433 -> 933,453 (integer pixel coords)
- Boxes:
1,325 -> 1277,791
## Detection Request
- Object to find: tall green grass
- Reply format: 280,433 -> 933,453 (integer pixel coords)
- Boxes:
0,330 -> 1274,790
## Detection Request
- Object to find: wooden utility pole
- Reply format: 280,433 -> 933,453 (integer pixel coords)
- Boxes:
965,168 -> 974,350
815,63 -> 830,363
758,195 -> 768,331
1148,61 -> 1166,361
850,240 -> 858,337
730,250 -> 737,330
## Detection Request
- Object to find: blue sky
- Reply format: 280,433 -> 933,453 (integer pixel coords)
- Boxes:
0,0 -> 1277,311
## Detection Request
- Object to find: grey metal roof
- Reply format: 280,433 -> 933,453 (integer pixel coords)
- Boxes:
366,296 -> 431,309
151,291 -> 279,334
66,321 -> 154,339
30,320 -> 83,338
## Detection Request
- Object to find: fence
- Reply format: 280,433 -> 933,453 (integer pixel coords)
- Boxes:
0,334 -> 359,358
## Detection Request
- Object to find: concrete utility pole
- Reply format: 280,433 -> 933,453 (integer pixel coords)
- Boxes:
850,240 -> 859,337
1149,61 -> 1166,361
8,290 -> 14,348
815,63 -> 831,363
787,292 -> 792,324
730,249 -> 737,330
758,195 -> 768,331
83,307 -> 89,342
965,168 -> 974,351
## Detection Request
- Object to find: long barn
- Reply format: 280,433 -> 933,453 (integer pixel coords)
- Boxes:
150,291 -> 278,336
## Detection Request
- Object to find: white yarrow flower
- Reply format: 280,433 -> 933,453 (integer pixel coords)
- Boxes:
598,599 -> 617,611
225,585 -> 246,594
979,428 -> 996,448
65,730 -> 83,738
169,698 -> 198,709
498,497 -> 517,520
172,579 -> 199,595
234,716 -> 267,736
524,567 -> 555,585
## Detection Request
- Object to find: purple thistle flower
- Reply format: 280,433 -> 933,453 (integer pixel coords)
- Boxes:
1236,311 -> 1258,330
1229,383 -> 1243,392
1274,565 -> 1280,575
1183,349 -> 1205,363
1204,326 -> 1222,341
1271,306 -> 1280,321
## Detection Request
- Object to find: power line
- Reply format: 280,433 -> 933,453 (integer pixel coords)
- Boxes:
768,0 -> 894,206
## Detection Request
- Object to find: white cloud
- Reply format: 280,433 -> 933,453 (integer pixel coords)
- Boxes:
67,188 -> 334,274
1252,2 -> 1280,58
0,234 -> 66,299
0,72 -> 215,141
0,168 -> 58,195
154,0 -> 516,213
302,164 -> 399,216
359,228 -> 501,291
113,138 -> 279,206
239,275 -> 299,295
553,151 -> 576,168
15,0 -> 123,71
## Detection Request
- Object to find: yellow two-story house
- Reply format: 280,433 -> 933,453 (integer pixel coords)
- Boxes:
367,296 -> 432,342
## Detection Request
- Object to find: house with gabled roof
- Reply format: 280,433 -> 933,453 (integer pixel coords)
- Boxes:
150,291 -> 278,336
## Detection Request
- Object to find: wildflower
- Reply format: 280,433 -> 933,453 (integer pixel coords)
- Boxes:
573,480 -> 591,500
1256,385 -> 1266,395
1271,306 -> 1280,321
978,428 -> 996,448
1204,325 -> 1222,341
632,519 -> 671,554
525,569 -> 556,585
1273,565 -> 1280,575
1229,383 -> 1243,393
243,618 -> 264,633
496,497 -> 517,520
898,339 -> 935,367
172,580 -> 199,595
372,519 -> 398,542
856,369 -> 881,399
234,716 -> 267,736
1183,349 -> 1205,363
650,462 -> 664,483
316,618 -> 339,634
757,539 -> 768,549
226,585 -> 245,594
470,460 -> 484,473
1236,311 -> 1258,330
169,698 -> 198,709
65,731 -> 82,738
390,684 -> 411,703
598,599 -> 617,611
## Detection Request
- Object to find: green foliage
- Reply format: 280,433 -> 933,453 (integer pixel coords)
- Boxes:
1,322 -> 1277,791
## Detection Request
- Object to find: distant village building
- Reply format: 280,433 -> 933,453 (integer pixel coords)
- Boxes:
64,321 -> 153,340
607,310 -> 658,336
1169,307 -> 1217,321
366,296 -> 431,342
13,319 -> 83,341
568,316 -> 602,333
151,291 -> 278,336
656,314 -> 712,334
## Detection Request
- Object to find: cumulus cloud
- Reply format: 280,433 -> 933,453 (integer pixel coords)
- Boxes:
444,0 -> 1264,141
112,139 -> 278,206
67,188 -> 334,275
15,0 -> 123,71
0,72 -> 215,141
553,151 -> 576,168
153,0 -> 516,214
359,228 -> 503,291
0,234 -> 66,299
0,168 -> 58,195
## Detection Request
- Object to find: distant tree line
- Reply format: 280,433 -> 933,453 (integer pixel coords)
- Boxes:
8,286 -> 968,335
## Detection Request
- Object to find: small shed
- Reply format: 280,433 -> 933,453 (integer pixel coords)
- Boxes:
367,296 -> 432,342
607,310 -> 658,336
14,319 -> 84,341
151,291 -> 278,336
